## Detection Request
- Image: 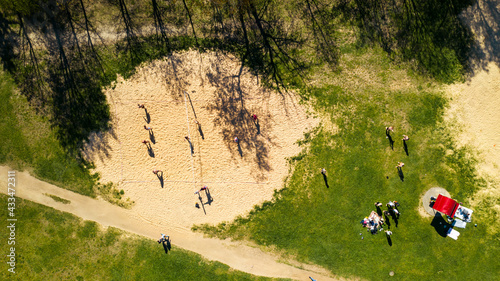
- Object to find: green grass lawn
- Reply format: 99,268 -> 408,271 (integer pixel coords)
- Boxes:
194,44 -> 500,280
0,69 -> 98,197
0,195 -> 285,281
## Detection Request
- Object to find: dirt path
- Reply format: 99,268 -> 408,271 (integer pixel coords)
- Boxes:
0,165 -> 347,281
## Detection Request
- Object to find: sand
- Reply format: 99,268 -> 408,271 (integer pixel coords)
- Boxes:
443,0 -> 500,231
82,50 -> 319,230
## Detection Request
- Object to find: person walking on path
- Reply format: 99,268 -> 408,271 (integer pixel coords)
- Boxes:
158,233 -> 169,243
144,125 -> 152,130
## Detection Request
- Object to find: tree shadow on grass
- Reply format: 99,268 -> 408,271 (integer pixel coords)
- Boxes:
464,0 -> 500,75
0,11 -> 16,73
339,0 -> 477,83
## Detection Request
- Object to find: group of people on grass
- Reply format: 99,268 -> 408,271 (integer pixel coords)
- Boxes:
361,201 -> 400,236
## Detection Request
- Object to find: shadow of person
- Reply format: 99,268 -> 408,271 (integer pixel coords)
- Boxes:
397,167 -> 404,181
387,236 -> 393,246
254,119 -> 261,135
237,142 -> 243,157
403,140 -> 409,156
391,212 -> 399,227
147,144 -> 155,157
198,193 -> 206,215
384,213 -> 391,229
189,141 -> 194,155
387,133 -> 395,150
149,130 -> 156,144
322,174 -> 329,188
204,188 -> 213,205
144,109 -> 151,124
157,172 -> 164,188
197,124 -> 205,140
161,238 -> 171,254
431,213 -> 451,237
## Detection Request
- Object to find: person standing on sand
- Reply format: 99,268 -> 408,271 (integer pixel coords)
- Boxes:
252,114 -> 258,121
144,125 -> 152,130
142,140 -> 150,144
138,104 -> 145,109
234,137 -> 239,143
185,136 -> 190,141
153,170 -> 162,175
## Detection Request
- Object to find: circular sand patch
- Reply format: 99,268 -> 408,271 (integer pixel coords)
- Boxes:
419,187 -> 451,217
83,50 -> 319,230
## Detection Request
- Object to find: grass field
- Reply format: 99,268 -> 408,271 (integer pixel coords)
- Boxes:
193,43 -> 500,280
0,69 -> 98,197
0,194 -> 284,281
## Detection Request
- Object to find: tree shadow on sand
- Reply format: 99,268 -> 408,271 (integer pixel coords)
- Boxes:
464,0 -> 500,75
202,54 -> 305,180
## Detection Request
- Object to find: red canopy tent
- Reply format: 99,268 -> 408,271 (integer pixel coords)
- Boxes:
432,194 -> 460,218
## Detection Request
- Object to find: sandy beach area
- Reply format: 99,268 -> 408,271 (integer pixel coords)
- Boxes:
83,50 -> 318,230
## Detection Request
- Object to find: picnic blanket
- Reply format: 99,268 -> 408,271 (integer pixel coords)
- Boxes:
452,219 -> 467,229
368,211 -> 382,224
447,228 -> 460,240
454,206 -> 473,222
